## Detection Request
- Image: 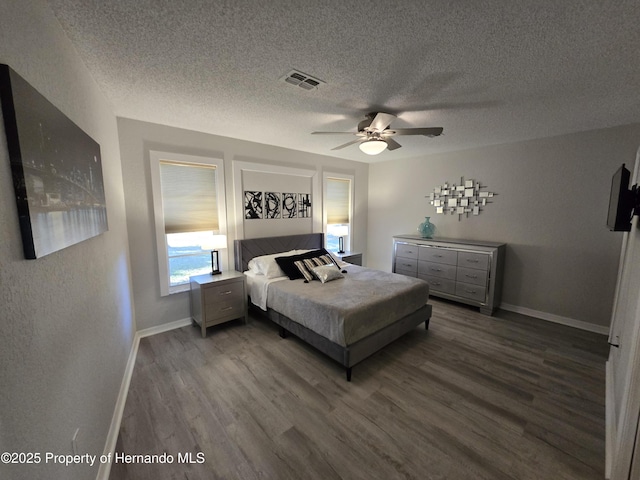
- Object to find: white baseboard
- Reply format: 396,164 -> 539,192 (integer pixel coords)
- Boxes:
96,317 -> 192,480
500,303 -> 610,335
96,333 -> 140,480
138,317 -> 192,338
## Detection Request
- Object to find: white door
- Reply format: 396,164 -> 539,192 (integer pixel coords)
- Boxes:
606,149 -> 640,480
631,420 -> 640,478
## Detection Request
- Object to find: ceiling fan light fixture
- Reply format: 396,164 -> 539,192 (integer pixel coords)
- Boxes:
312,112 -> 442,153
359,139 -> 387,155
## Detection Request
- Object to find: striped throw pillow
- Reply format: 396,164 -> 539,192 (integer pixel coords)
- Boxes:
294,254 -> 334,282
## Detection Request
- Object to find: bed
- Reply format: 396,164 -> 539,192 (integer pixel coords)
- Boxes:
234,233 -> 432,381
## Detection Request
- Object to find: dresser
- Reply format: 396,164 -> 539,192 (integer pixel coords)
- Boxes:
190,271 -> 248,337
393,235 -> 506,315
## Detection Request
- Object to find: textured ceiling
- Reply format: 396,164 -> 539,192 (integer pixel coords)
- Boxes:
47,0 -> 640,163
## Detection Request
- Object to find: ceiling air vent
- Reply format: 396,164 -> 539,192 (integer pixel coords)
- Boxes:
282,70 -> 324,91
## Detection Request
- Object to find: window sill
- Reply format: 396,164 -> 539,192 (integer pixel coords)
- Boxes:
166,283 -> 191,296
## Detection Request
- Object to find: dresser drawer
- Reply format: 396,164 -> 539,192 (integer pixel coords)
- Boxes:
418,274 -> 456,295
418,260 -> 457,280
396,243 -> 419,260
396,269 -> 418,278
455,282 -> 487,302
203,281 -> 244,307
456,266 -> 488,287
395,257 -> 418,274
457,251 -> 489,271
418,246 -> 458,265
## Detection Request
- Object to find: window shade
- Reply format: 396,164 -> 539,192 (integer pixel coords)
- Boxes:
160,160 -> 218,234
326,177 -> 350,224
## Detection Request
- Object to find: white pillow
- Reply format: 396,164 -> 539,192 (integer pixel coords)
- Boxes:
247,250 -> 302,278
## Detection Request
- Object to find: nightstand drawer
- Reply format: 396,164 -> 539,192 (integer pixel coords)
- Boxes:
205,298 -> 245,324
203,281 -> 244,306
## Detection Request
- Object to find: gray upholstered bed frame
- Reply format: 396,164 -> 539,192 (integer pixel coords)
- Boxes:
234,233 -> 432,381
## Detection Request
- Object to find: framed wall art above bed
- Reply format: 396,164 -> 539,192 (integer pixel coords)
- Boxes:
232,161 -> 321,239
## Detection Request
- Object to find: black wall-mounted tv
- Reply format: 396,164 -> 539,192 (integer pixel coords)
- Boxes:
607,163 -> 633,232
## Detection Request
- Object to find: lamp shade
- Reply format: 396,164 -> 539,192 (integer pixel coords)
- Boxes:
201,234 -> 227,251
359,139 -> 387,155
332,225 -> 349,237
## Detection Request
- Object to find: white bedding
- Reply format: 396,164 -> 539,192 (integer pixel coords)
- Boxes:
244,270 -> 287,311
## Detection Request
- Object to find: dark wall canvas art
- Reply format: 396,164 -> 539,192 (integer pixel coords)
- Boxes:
298,193 -> 311,218
282,193 -> 297,218
0,64 -> 108,259
244,191 -> 263,219
264,192 -> 281,219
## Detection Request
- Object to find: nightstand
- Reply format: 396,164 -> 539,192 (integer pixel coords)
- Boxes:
332,251 -> 363,266
189,271 -> 247,338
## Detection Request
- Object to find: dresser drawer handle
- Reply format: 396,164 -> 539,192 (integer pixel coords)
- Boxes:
466,259 -> 479,263
431,268 -> 443,272
402,263 -> 413,267
464,289 -> 477,294
220,306 -> 234,312
433,254 -> 443,258
431,281 -> 441,286
219,290 -> 233,296
406,250 -> 414,254
465,274 -> 478,279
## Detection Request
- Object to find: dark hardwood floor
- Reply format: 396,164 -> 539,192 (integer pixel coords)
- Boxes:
110,298 -> 609,480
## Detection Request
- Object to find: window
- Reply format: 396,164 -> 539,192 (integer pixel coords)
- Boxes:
323,173 -> 353,252
150,151 -> 226,295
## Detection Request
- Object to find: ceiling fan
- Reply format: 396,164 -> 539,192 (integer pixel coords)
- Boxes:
312,112 -> 443,155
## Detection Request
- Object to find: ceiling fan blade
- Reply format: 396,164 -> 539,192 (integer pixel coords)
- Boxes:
313,131 -> 368,137
331,138 -> 365,150
368,112 -> 396,132
386,127 -> 443,137
311,131 -> 356,135
385,138 -> 402,151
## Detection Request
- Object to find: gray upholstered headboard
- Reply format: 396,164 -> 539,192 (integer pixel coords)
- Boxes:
234,233 -> 324,272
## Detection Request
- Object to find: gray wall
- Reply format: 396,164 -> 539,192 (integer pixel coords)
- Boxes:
368,124 -> 640,328
0,1 -> 135,479
117,118 -> 369,330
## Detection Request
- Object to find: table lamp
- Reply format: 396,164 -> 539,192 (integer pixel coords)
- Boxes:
201,234 -> 227,275
333,225 -> 349,254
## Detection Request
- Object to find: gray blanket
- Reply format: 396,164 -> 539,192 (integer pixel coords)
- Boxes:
266,265 -> 429,346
